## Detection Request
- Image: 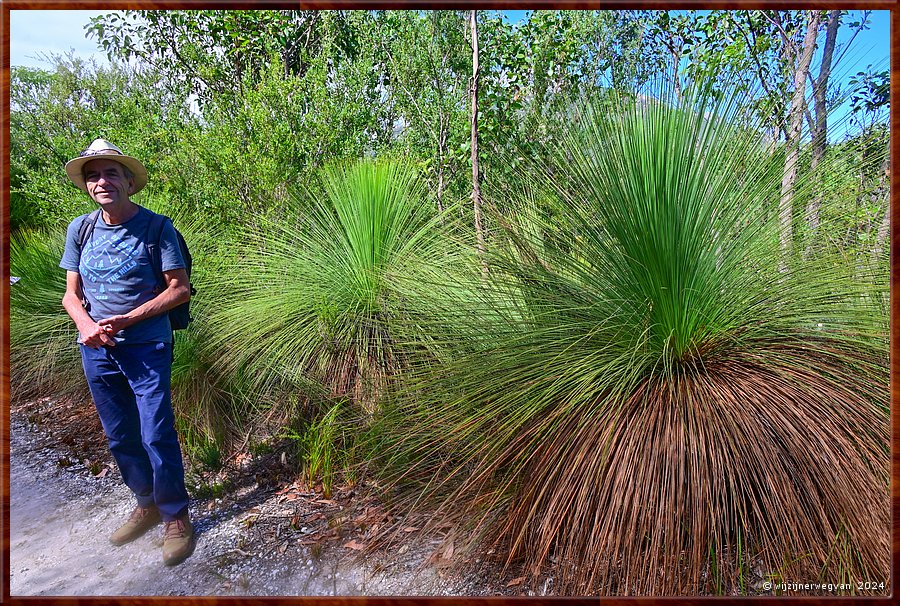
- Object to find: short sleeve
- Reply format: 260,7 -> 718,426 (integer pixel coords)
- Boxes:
59,215 -> 86,272
159,219 -> 186,272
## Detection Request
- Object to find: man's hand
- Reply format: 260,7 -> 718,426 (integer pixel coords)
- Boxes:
97,314 -> 133,338
80,322 -> 117,348
64,271 -> 116,349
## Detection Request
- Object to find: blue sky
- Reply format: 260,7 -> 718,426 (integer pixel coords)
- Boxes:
10,11 -> 110,68
11,9 -> 888,71
9,9 -> 890,139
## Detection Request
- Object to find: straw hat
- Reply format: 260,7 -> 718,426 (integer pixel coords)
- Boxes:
65,138 -> 148,194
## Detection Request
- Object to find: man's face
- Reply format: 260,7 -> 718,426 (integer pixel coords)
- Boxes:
83,159 -> 134,206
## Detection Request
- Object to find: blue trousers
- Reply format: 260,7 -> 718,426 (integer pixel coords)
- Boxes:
80,342 -> 189,521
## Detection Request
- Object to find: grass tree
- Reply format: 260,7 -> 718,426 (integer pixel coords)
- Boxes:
9,228 -> 88,404
369,84 -> 889,595
159,214 -> 248,464
203,159 -> 460,448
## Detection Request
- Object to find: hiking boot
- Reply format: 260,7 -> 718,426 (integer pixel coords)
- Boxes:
110,505 -> 161,546
162,514 -> 195,566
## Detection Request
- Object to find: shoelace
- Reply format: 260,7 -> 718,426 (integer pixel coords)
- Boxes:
164,519 -> 188,540
130,507 -> 155,522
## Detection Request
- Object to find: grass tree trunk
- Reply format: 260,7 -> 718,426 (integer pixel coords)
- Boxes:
780,10 -> 821,263
470,9 -> 488,277
805,10 -> 840,257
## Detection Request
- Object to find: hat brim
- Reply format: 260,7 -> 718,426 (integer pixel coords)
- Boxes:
65,154 -> 149,194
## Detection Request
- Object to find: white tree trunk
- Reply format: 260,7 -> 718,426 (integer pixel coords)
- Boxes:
470,9 -> 487,277
805,10 -> 840,258
779,10 -> 821,263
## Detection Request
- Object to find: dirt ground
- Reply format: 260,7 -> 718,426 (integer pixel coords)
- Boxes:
8,398 -> 533,597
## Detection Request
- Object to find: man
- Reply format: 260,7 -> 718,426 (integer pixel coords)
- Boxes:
60,139 -> 194,566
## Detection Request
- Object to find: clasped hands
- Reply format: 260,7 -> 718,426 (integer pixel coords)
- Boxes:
80,315 -> 131,348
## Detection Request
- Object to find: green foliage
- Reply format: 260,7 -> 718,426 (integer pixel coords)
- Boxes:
186,475 -> 232,500
87,13 -> 397,228
9,11 -> 889,596
10,57 -> 195,231
87,11 -> 366,108
795,124 -> 890,268
282,400 -> 353,498
154,209 -> 259,452
179,425 -> 224,472
9,227 -> 86,402
379,11 -> 470,210
848,66 -> 889,117
477,11 -> 655,209
203,159 -> 462,420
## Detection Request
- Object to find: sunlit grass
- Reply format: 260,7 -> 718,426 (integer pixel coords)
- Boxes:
10,227 -> 87,404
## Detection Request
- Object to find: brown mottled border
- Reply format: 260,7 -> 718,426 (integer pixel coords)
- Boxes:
890,4 -> 898,606
1,1 -> 896,605
2,2 -> 900,8
2,4 -> 8,605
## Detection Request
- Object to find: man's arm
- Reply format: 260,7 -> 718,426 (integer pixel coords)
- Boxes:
62,271 -> 117,348
97,268 -> 191,337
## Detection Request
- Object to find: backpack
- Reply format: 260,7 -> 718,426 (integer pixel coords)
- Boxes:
77,209 -> 196,331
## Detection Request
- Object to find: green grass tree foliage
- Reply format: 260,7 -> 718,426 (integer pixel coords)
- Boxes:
204,159 -> 460,425
9,228 -> 87,404
156,213 -> 252,457
369,84 -> 888,595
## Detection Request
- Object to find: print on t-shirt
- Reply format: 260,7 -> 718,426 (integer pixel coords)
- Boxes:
61,207 -> 184,343
79,232 -> 142,296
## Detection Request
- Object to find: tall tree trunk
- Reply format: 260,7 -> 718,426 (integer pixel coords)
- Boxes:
436,160 -> 446,215
670,46 -> 682,102
436,119 -> 447,219
661,28 -> 682,102
805,10 -> 840,257
470,9 -> 487,276
779,10 -> 821,263
810,11 -> 839,171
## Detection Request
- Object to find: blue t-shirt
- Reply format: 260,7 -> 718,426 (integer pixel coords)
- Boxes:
60,206 -> 185,344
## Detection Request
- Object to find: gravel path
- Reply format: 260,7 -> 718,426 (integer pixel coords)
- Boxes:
8,414 -> 500,597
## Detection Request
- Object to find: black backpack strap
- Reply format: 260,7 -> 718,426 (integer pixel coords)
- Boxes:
145,211 -> 168,290
146,213 -> 169,291
77,209 -> 102,250
76,210 -> 102,311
